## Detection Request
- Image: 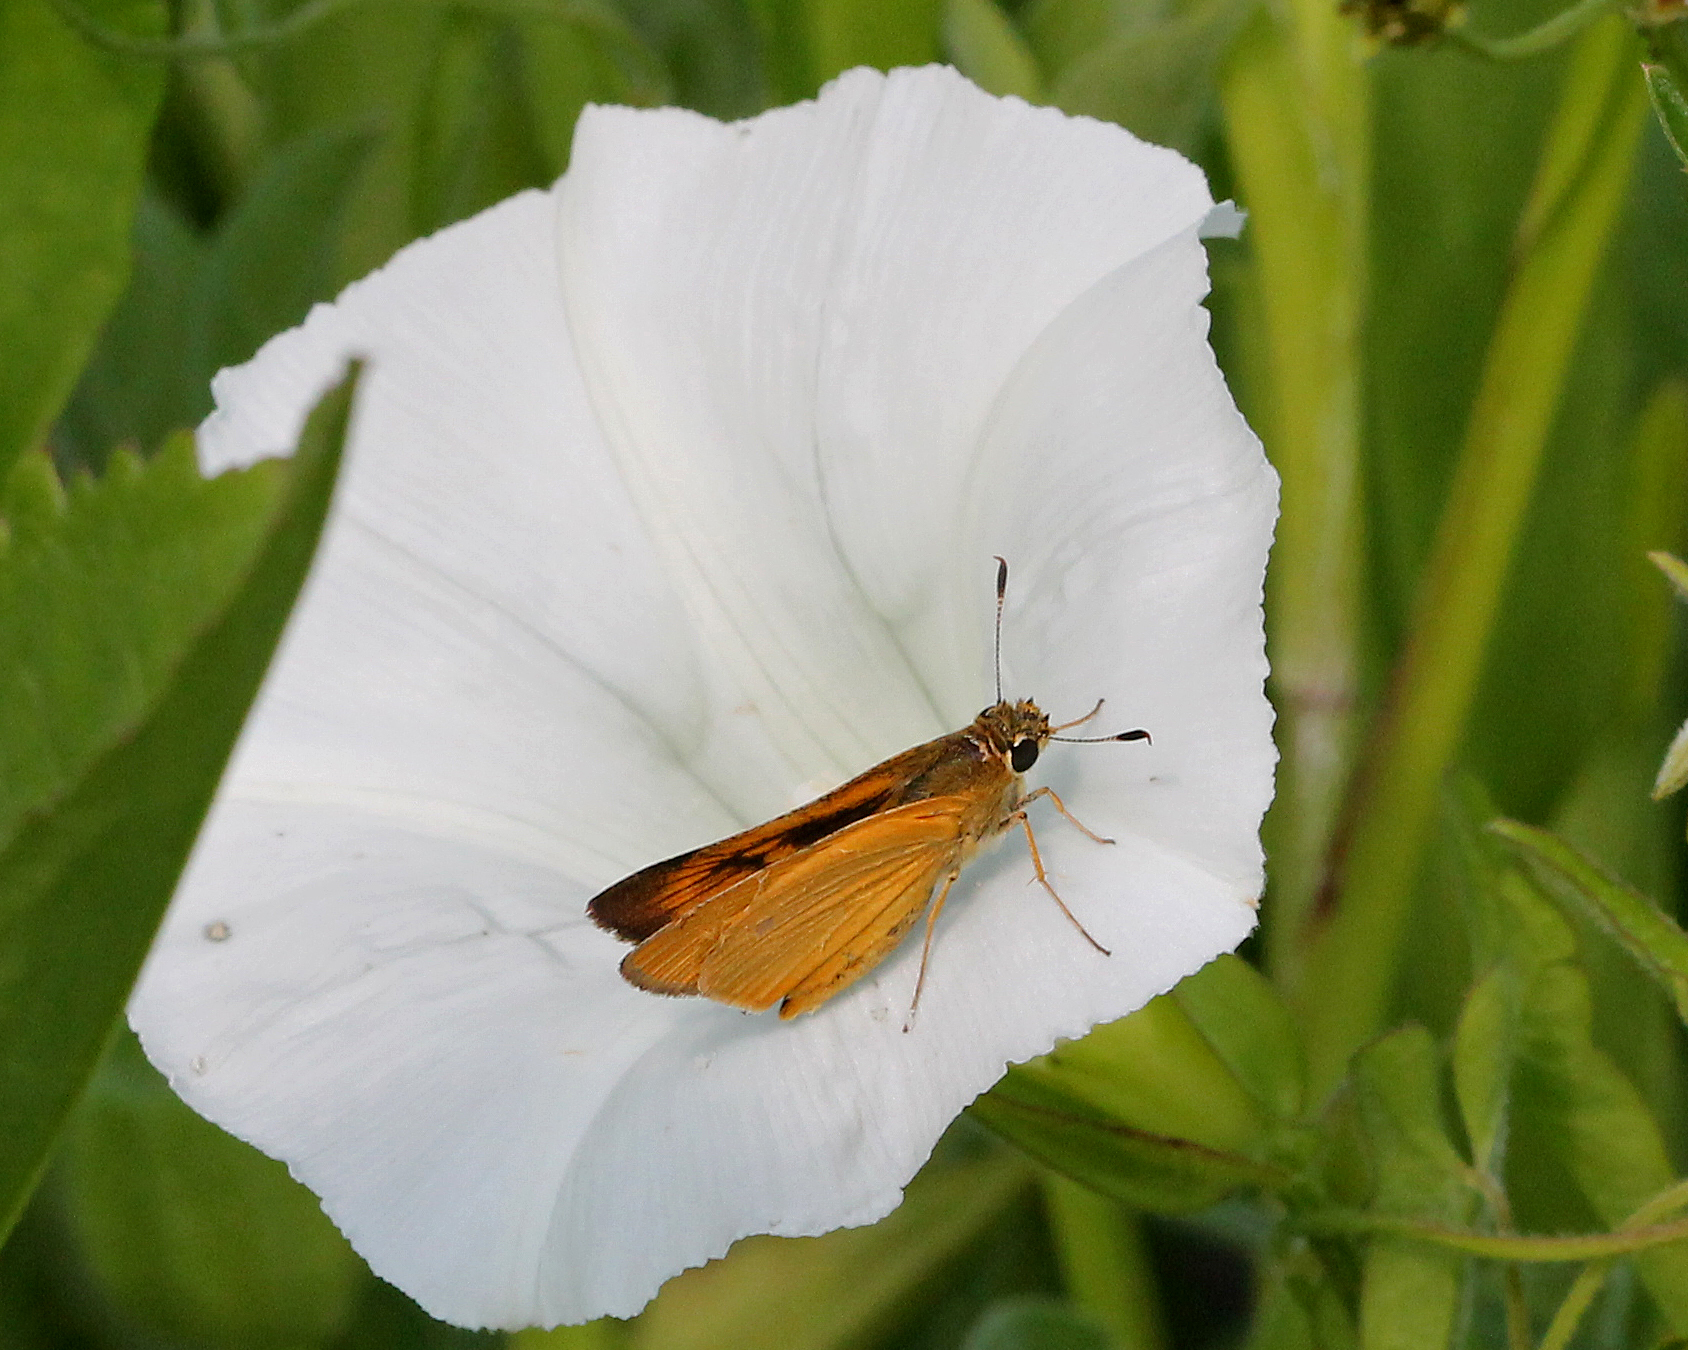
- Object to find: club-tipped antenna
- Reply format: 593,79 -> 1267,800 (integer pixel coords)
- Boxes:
1054,728 -> 1152,745
992,556 -> 1008,704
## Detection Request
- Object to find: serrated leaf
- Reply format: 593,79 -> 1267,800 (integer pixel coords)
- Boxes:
0,368 -> 356,1243
57,1033 -> 361,1348
0,0 -> 166,479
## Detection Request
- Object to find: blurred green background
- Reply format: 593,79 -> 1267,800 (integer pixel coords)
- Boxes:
4,0 -> 1688,1345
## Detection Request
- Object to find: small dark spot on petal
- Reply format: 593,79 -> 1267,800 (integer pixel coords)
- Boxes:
204,921 -> 231,942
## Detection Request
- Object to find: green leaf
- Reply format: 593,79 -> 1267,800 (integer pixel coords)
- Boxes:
56,1033 -> 360,1348
1451,964 -> 1519,1178
1247,1258 -> 1358,1350
1173,953 -> 1305,1122
629,1155 -> 1032,1350
412,14 -> 551,235
1656,717 -> 1688,802
1512,956 -> 1688,1331
1352,1026 -> 1475,1218
1357,1241 -> 1460,1350
943,0 -> 1043,101
0,0 -> 167,479
251,5 -> 452,284
1018,0 -> 1134,78
1015,991 -> 1268,1152
973,1067 -> 1286,1213
0,368 -> 356,1244
193,124 -> 379,379
1490,819 -> 1688,1026
1041,1173 -> 1166,1349
1350,1028 -> 1479,1350
59,127 -> 375,471
54,197 -> 208,471
960,1296 -> 1113,1350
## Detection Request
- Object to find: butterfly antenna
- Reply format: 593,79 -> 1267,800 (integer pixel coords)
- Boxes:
1054,728 -> 1152,745
992,556 -> 1008,704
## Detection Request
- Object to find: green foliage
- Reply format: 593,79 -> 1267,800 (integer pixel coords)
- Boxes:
57,1033 -> 362,1347
627,1146 -> 1037,1350
0,369 -> 354,1245
5,0 -> 1688,1344
0,0 -> 166,481
958,1297 -> 1113,1350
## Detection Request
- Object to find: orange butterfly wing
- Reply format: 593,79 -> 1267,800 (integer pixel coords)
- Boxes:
587,738 -> 954,942
618,797 -> 970,1016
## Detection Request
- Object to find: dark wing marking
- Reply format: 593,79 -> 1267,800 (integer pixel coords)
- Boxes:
586,734 -> 959,942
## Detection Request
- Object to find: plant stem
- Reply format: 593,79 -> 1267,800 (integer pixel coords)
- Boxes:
1298,16 -> 1649,1097
1219,0 -> 1370,999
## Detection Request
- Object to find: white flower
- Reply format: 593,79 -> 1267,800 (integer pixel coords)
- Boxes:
129,65 -> 1277,1330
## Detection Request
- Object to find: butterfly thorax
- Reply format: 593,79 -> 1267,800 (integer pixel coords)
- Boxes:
883,699 -> 1046,842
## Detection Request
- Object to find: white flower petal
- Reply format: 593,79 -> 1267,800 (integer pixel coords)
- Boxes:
557,65 -> 1214,770
131,66 -> 1276,1331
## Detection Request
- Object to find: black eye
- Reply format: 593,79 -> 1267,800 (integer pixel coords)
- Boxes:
1011,739 -> 1039,772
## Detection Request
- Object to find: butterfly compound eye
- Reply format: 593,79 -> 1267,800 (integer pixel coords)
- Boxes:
1011,739 -> 1039,773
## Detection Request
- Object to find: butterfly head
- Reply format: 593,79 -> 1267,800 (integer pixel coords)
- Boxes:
972,699 -> 1051,775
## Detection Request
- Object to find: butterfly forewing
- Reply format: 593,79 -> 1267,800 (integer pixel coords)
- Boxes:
588,739 -> 955,942
620,798 -> 970,1014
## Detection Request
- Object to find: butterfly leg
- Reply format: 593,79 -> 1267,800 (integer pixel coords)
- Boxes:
1014,784 -> 1115,845
1010,809 -> 1111,956
904,867 -> 962,1032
